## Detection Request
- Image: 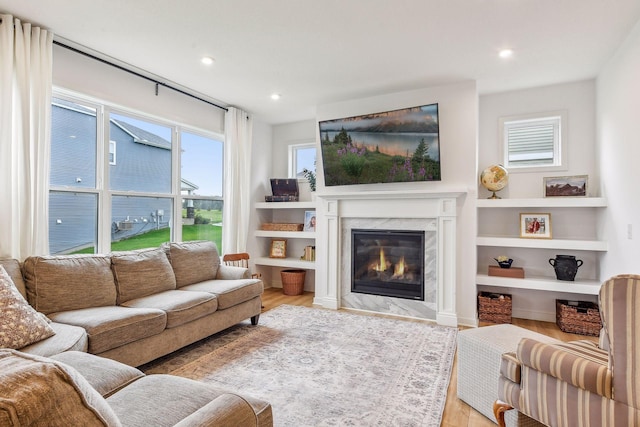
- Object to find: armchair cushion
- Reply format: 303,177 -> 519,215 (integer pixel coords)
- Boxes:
517,338 -> 612,399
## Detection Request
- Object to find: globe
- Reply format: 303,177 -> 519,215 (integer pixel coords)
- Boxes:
480,164 -> 509,199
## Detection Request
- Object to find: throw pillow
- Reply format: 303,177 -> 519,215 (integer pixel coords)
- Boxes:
0,265 -> 56,349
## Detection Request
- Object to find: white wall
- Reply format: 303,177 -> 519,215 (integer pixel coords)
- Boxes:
316,81 -> 479,326
479,80 -> 597,199
597,19 -> 640,279
53,45 -> 225,133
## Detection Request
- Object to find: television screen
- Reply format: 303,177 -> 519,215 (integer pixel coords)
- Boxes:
319,103 -> 440,187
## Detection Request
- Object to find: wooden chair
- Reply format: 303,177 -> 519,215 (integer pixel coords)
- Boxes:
222,252 -> 261,279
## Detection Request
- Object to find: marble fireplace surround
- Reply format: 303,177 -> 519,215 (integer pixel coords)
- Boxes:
314,189 -> 462,327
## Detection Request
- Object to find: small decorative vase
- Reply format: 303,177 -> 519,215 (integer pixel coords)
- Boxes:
549,255 -> 583,281
495,258 -> 513,269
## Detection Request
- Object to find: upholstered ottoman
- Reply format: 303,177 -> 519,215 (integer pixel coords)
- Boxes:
457,324 -> 559,427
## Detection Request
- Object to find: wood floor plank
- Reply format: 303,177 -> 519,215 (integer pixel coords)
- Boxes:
258,287 -> 597,426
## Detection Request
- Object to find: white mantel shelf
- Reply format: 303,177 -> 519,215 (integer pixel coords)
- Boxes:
316,187 -> 468,200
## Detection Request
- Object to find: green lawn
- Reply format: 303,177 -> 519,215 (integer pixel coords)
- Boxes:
72,224 -> 223,254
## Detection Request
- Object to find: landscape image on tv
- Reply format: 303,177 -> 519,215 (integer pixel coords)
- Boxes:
319,103 -> 440,187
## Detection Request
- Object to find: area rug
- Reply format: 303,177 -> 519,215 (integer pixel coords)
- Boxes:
142,305 -> 457,426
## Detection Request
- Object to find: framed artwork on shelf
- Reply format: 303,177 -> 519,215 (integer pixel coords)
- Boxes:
269,239 -> 287,258
520,213 -> 552,239
303,210 -> 316,232
543,175 -> 588,197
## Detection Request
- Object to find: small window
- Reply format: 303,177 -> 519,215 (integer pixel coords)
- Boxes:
288,142 -> 316,178
500,111 -> 567,171
109,140 -> 116,165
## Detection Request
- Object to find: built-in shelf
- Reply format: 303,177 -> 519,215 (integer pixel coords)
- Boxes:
254,230 -> 316,239
476,236 -> 608,251
255,201 -> 317,209
254,256 -> 316,270
477,197 -> 607,208
476,273 -> 601,295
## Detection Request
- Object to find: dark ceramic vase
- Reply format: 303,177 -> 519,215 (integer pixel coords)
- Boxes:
549,255 -> 583,281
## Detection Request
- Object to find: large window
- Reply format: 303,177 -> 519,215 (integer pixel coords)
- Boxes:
499,111 -> 567,171
49,94 -> 224,254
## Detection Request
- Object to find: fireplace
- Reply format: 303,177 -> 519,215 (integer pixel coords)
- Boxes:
351,229 -> 425,300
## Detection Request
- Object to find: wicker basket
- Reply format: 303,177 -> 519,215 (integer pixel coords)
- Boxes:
478,292 -> 512,324
261,223 -> 304,231
556,300 -> 601,336
281,269 -> 305,295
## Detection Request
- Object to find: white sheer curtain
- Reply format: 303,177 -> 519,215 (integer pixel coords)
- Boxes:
0,15 -> 53,259
222,107 -> 253,254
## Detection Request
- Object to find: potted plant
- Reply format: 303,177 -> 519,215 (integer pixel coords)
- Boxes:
302,168 -> 316,192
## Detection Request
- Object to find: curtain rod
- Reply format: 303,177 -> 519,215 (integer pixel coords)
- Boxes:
53,39 -> 228,112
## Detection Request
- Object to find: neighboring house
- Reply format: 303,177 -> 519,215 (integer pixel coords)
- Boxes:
50,101 -> 173,253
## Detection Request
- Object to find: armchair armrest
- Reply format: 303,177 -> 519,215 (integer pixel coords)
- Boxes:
517,338 -> 612,399
173,393 -> 258,427
216,264 -> 250,280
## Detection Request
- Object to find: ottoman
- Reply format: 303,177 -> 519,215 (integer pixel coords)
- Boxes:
457,324 -> 559,427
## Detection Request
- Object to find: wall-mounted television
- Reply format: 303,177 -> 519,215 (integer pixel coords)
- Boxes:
319,103 -> 440,187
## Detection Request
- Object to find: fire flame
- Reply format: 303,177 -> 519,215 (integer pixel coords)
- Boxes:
372,247 -> 389,272
394,256 -> 406,277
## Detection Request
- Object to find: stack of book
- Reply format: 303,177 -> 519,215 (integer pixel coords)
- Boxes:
301,246 -> 316,261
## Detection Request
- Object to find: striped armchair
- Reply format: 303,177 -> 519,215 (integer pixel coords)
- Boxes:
493,274 -> 640,427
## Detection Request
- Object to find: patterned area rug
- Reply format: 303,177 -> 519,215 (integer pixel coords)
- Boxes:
141,305 -> 457,426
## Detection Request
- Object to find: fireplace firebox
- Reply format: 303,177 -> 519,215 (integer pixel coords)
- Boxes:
351,229 -> 425,300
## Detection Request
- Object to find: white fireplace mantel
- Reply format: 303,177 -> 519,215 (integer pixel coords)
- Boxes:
313,188 -> 465,327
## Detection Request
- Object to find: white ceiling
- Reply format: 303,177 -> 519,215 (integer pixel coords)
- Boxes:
2,1 -> 640,124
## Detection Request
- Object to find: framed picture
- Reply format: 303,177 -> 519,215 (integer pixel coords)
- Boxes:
269,239 -> 287,258
520,213 -> 552,239
303,210 -> 316,232
544,175 -> 588,197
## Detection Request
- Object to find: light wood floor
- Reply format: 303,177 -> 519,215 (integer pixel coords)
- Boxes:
260,287 -> 597,427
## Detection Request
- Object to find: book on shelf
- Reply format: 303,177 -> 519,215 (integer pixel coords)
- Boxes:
301,245 -> 315,261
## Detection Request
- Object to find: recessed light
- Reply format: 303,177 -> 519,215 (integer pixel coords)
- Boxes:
271,93 -> 281,101
201,56 -> 215,65
499,49 -> 514,59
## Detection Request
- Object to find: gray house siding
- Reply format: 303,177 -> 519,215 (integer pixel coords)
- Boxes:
50,103 -> 174,254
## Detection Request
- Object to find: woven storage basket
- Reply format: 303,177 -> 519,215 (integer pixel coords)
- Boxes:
281,269 -> 305,295
556,300 -> 602,336
478,292 -> 512,324
261,223 -> 304,231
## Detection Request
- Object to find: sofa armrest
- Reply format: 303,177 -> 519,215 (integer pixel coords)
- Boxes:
216,264 -> 250,280
517,338 -> 612,399
173,393 -> 258,427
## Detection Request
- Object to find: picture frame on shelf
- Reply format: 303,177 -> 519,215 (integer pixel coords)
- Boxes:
303,210 -> 316,232
520,213 -> 552,239
543,175 -> 588,197
269,239 -> 287,258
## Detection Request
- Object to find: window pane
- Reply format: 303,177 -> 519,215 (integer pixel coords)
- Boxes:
111,196 -> 172,251
182,198 -> 223,251
109,113 -> 172,193
295,146 -> 316,177
51,99 -> 97,188
49,192 -> 98,254
180,131 -> 223,197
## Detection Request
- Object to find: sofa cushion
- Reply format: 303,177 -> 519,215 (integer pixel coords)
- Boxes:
180,278 -> 263,310
51,351 -> 144,398
121,290 -> 218,329
107,374 -> 272,427
111,247 -> 176,304
48,306 -> 166,354
19,321 -> 88,357
165,241 -> 220,287
0,266 -> 56,349
0,349 -> 121,427
0,258 -> 27,298
22,254 -> 116,314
